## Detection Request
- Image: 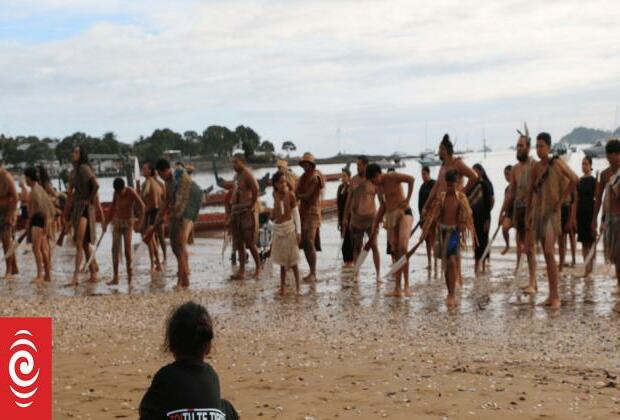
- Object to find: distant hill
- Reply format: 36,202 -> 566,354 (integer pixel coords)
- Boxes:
560,126 -> 615,144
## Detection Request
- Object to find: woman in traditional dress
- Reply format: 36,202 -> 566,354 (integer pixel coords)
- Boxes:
577,156 -> 597,275
337,168 -> 354,267
471,164 -> 495,274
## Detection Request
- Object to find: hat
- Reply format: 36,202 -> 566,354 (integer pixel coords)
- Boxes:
276,159 -> 288,169
299,152 -> 316,168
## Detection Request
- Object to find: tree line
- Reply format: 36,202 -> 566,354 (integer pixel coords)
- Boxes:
0,125 -> 298,165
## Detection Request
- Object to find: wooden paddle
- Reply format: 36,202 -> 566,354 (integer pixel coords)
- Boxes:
4,231 -> 27,261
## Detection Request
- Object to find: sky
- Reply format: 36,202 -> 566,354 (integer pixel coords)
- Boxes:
1,0 -> 619,156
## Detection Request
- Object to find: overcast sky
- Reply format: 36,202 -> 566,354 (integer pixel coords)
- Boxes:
1,0 -> 619,156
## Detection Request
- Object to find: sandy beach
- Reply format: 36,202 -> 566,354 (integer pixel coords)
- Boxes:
1,215 -> 620,419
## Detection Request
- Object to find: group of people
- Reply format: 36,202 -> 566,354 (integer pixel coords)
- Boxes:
0,146 -> 202,290
3,127 -> 620,310
329,128 -> 620,309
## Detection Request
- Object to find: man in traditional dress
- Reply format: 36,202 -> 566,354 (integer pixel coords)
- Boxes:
366,163 -> 414,297
421,134 -> 478,285
527,132 -> 578,309
421,135 -> 479,215
65,146 -> 99,285
295,153 -> 325,283
229,154 -> 260,280
593,139 -> 620,288
419,170 -> 475,307
343,155 -> 381,282
141,162 -> 163,272
498,126 -> 538,293
0,160 -> 18,278
152,159 -> 202,288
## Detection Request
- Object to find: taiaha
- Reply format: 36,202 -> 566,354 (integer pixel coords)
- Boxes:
4,231 -> 28,261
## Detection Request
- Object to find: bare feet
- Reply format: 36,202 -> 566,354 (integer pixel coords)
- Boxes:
32,276 -> 44,283
375,275 -> 382,285
445,295 -> 457,308
230,271 -> 244,280
44,272 -> 51,282
253,269 -> 261,279
521,285 -> 538,295
278,287 -> 285,296
107,277 -> 119,286
539,297 -> 561,309
403,287 -> 413,297
501,246 -> 509,255
65,275 -> 79,287
303,273 -> 316,283
385,289 -> 402,297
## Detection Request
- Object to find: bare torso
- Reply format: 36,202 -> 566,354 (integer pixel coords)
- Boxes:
441,193 -> 459,226
378,173 -> 406,212
273,191 -> 297,224
113,189 -> 140,220
232,168 -> 257,206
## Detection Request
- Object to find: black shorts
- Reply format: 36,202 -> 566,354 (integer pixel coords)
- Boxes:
31,212 -> 45,228
561,204 -> 570,231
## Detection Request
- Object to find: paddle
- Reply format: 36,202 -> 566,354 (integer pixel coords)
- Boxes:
409,221 -> 421,238
221,231 -> 231,263
353,234 -> 370,274
4,231 -> 28,261
81,226 -> 107,272
384,238 -> 424,279
478,224 -> 502,264
583,225 -> 604,276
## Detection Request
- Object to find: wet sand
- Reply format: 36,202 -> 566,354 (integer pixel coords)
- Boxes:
2,216 -> 620,419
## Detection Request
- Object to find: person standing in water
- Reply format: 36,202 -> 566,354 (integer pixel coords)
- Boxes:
296,153 -> 325,283
499,127 -> 538,293
343,155 -> 381,282
65,146 -> 100,285
229,154 -> 261,280
141,162 -> 163,272
0,159 -> 18,278
500,165 -> 513,255
151,159 -> 202,289
418,165 -> 437,272
593,139 -> 620,289
419,170 -> 475,308
24,167 -> 56,283
470,163 -> 494,274
104,178 -> 145,285
576,156 -> 597,276
366,163 -> 414,297
270,172 -> 301,295
527,132 -> 578,309
337,167 -> 354,268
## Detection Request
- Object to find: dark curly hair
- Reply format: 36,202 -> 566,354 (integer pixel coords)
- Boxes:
164,301 -> 214,359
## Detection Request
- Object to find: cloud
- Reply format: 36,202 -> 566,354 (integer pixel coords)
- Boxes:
0,0 -> 619,154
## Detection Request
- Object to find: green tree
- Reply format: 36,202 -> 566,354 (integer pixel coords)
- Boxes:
25,142 -> 51,165
281,140 -> 296,155
257,140 -> 275,153
202,126 -> 236,157
234,125 -> 260,158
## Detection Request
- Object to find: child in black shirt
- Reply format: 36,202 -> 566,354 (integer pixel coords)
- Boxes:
139,301 -> 239,420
